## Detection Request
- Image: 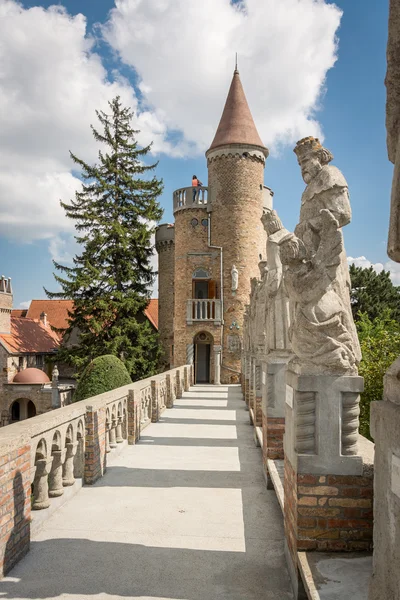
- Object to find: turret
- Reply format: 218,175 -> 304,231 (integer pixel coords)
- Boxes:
0,276 -> 13,334
155,224 -> 175,368
206,69 -> 269,383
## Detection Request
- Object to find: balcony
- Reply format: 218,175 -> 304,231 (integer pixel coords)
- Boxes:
186,299 -> 222,324
173,186 -> 208,214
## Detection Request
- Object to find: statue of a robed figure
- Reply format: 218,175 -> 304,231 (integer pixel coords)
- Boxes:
264,137 -> 361,375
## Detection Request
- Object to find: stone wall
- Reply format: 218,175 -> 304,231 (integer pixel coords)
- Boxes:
0,363 -> 192,578
173,204 -> 222,375
155,224 -> 175,368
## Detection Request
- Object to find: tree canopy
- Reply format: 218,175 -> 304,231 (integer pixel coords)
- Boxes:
46,96 -> 163,380
349,263 -> 400,322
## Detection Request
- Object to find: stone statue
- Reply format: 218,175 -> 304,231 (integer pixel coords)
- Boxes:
278,137 -> 361,375
261,209 -> 291,353
231,265 -> 239,292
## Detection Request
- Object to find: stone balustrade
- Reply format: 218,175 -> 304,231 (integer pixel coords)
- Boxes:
0,364 -> 193,578
173,186 -> 208,213
186,299 -> 222,324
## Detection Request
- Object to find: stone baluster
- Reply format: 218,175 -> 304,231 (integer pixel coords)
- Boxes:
116,413 -> 124,443
48,449 -> 66,497
109,416 -> 118,448
105,419 -> 111,453
62,442 -> 77,487
32,457 -> 53,510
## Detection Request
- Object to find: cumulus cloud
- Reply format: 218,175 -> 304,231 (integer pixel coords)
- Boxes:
348,256 -> 400,286
103,0 -> 342,153
18,301 -> 31,310
0,0 -> 172,247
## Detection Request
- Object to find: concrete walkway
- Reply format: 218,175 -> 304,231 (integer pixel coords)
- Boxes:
1,385 -> 293,600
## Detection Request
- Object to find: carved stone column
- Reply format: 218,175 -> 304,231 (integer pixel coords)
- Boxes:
213,345 -> 221,385
116,415 -> 123,443
62,442 -> 77,487
109,417 -> 117,448
32,457 -> 53,510
48,449 -> 66,497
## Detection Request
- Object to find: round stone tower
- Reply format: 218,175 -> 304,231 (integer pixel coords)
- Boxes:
206,69 -> 269,383
155,223 -> 175,368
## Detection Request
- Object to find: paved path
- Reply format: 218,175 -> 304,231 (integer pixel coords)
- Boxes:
1,385 -> 293,600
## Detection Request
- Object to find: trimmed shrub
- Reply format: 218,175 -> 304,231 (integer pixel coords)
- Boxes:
74,354 -> 132,402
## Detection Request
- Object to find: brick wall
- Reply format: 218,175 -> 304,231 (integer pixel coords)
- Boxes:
0,443 -> 31,577
284,456 -> 373,558
265,417 -> 285,460
84,406 -> 106,485
207,151 -> 267,383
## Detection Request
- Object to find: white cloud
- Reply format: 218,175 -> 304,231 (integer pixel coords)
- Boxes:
18,301 -> 31,309
348,256 -> 400,286
103,0 -> 342,154
0,1 -> 172,249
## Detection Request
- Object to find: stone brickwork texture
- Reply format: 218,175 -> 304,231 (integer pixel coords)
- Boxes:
284,456 -> 373,563
155,227 -> 175,368
208,152 -> 266,383
0,444 -> 31,577
173,206 -> 222,379
127,390 -> 140,444
84,406 -> 106,485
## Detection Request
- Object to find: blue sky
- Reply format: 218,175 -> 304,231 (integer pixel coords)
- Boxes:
0,0 -> 394,307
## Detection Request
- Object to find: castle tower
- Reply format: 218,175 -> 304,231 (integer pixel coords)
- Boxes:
155,224 -> 175,368
157,68 -> 270,384
206,69 -> 269,383
0,276 -> 13,334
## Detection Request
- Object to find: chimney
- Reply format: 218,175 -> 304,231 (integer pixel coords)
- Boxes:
40,311 -> 47,327
0,275 -> 13,334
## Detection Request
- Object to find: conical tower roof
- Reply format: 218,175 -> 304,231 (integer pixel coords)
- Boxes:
208,69 -> 266,152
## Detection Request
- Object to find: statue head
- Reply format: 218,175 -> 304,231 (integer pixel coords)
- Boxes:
280,236 -> 308,265
261,209 -> 283,235
294,137 -> 333,184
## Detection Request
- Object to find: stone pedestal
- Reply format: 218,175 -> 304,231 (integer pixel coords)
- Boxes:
284,369 -> 373,599
261,353 -> 291,483
213,345 -> 221,385
368,358 -> 400,600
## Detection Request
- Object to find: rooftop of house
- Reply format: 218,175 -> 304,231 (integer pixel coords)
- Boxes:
0,317 -> 60,354
5,298 -> 159,355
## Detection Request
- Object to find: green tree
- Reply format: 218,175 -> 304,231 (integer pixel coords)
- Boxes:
356,310 -> 400,439
74,355 -> 131,402
46,96 -> 163,380
349,263 -> 400,322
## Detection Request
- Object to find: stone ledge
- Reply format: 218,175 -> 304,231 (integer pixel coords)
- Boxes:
267,458 -> 284,513
298,551 -> 372,600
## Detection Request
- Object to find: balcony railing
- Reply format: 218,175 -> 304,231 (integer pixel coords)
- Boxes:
186,299 -> 222,324
173,186 -> 208,213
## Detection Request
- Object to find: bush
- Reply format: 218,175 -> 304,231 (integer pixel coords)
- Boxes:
74,354 -> 132,402
356,311 -> 400,440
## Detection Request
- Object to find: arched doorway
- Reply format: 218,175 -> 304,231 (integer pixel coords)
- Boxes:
194,331 -> 213,384
10,400 -> 20,422
10,398 -> 37,422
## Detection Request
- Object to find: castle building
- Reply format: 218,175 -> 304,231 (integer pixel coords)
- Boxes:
156,69 -> 273,384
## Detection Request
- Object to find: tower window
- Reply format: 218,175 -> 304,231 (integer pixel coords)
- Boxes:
201,218 -> 208,227
191,218 -> 199,227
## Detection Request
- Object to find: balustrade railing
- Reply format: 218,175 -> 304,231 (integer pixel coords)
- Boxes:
186,299 -> 222,324
173,186 -> 208,213
0,363 -> 193,577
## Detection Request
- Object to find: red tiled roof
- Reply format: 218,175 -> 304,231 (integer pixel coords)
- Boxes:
0,317 -> 60,354
11,309 -> 27,318
24,298 -> 159,332
27,300 -> 74,331
145,299 -> 158,329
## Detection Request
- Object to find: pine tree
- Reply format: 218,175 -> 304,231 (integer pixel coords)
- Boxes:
46,96 -> 163,380
349,264 -> 400,322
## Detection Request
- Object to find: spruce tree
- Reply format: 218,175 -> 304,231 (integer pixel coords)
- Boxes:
46,96 -> 163,380
349,264 -> 400,322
